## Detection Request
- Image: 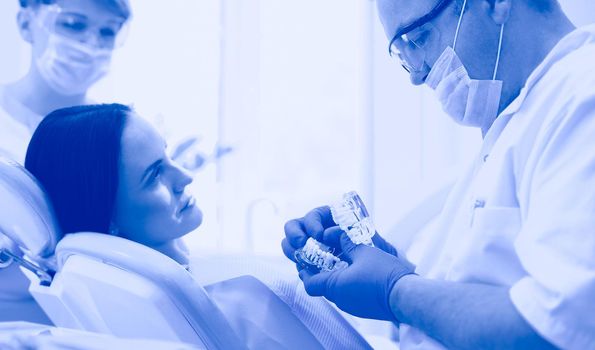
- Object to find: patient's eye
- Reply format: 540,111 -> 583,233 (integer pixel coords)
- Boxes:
144,166 -> 162,187
141,159 -> 164,187
150,166 -> 162,182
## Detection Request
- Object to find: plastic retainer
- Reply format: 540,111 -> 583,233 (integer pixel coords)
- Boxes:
330,191 -> 375,246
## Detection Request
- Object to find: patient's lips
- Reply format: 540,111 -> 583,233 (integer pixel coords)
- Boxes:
179,196 -> 196,214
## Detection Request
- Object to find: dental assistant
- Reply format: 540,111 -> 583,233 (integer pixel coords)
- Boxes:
0,0 -> 130,163
283,0 -> 595,349
0,0 -> 130,324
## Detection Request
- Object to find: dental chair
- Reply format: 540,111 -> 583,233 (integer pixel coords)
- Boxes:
0,157 -> 245,349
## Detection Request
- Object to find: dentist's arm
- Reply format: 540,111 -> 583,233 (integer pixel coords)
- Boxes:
390,275 -> 557,350
297,234 -> 556,350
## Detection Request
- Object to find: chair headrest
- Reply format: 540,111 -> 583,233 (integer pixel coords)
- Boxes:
56,232 -> 245,349
0,157 -> 61,264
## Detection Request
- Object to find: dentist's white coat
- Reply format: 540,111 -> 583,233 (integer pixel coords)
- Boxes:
402,24 -> 595,350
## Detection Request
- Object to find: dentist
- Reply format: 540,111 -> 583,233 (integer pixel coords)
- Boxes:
283,0 -> 595,349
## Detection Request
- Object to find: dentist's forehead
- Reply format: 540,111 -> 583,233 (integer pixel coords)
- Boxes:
54,0 -> 128,23
376,0 -> 440,38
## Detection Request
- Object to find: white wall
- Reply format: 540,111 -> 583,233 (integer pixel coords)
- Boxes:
215,0 -> 374,254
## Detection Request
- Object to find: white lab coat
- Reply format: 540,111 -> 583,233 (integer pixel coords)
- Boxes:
401,24 -> 595,350
0,86 -> 41,164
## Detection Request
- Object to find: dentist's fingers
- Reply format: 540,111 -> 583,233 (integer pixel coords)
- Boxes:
338,233 -> 359,262
320,226 -> 344,250
281,238 -> 298,262
371,232 -> 399,257
299,268 -> 331,297
284,219 -> 308,249
303,206 -> 335,240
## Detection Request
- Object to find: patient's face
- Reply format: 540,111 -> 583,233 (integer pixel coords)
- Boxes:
112,114 -> 202,247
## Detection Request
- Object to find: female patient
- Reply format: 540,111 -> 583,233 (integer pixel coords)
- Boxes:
24,103 -> 371,349
26,103 -> 194,264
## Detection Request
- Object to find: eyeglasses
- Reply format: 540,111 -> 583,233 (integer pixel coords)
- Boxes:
37,4 -> 128,49
388,0 -> 454,72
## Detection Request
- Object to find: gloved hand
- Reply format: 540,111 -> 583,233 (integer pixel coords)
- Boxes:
281,206 -> 401,262
298,233 -> 416,321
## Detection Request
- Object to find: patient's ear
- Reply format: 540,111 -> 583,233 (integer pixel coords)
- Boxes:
17,8 -> 34,43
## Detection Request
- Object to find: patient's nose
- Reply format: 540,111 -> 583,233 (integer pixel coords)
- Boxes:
172,163 -> 193,193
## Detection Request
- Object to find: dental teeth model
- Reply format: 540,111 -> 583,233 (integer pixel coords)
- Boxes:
330,191 -> 375,246
294,191 -> 375,273
295,237 -> 348,272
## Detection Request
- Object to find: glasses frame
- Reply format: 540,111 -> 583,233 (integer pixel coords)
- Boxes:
387,0 -> 455,72
37,4 -> 129,50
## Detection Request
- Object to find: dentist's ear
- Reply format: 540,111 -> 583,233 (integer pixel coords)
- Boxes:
485,0 -> 512,25
16,8 -> 34,43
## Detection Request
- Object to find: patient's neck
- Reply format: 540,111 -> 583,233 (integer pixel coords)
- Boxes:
151,239 -> 189,267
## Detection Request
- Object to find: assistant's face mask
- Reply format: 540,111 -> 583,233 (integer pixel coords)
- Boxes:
36,33 -> 112,96
425,0 -> 505,130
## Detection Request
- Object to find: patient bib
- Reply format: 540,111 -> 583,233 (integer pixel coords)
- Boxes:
205,275 -> 371,349
206,276 -> 323,349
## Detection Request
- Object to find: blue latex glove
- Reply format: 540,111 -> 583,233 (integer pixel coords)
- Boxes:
281,206 -> 399,262
298,233 -> 416,321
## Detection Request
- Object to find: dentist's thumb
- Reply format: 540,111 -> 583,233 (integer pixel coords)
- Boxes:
338,232 -> 359,263
299,268 -> 332,297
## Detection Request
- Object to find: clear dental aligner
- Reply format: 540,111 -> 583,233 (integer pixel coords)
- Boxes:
295,238 -> 348,273
330,191 -> 375,246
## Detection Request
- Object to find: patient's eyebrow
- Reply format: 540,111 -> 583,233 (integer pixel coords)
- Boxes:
140,159 -> 163,184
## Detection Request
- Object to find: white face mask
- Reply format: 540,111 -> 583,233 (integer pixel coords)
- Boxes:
425,0 -> 505,129
36,34 -> 112,96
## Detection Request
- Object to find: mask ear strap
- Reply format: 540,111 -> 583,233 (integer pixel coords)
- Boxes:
452,0 -> 468,50
492,23 -> 505,80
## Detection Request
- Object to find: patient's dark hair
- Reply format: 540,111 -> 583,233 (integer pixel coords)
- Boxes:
25,104 -> 130,234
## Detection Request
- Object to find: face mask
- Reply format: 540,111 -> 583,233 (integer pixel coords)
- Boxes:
425,0 -> 505,129
36,34 -> 112,96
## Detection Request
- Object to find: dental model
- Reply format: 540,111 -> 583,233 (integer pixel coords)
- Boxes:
330,191 -> 375,246
294,191 -> 375,273
295,237 -> 348,272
